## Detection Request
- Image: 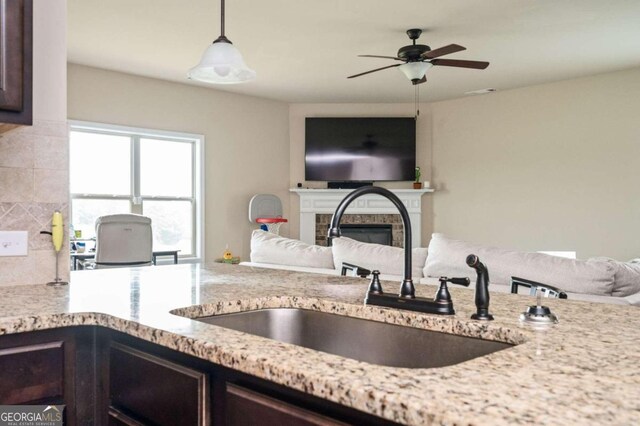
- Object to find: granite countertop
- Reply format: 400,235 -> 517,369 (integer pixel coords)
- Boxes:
0,263 -> 638,425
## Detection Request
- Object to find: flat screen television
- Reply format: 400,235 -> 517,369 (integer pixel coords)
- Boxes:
305,117 -> 416,182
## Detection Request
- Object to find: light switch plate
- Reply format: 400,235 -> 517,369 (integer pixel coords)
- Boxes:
0,231 -> 29,256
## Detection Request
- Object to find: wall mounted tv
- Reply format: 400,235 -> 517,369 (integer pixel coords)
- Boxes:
305,117 -> 416,182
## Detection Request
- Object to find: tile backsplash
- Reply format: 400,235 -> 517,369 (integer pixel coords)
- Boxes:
0,120 -> 69,286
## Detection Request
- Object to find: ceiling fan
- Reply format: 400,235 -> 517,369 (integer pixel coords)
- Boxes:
348,29 -> 490,85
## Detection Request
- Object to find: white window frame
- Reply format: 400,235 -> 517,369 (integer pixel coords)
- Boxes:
69,120 -> 205,263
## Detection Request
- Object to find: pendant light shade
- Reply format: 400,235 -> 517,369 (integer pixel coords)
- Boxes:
188,38 -> 255,84
188,0 -> 255,84
399,62 -> 432,82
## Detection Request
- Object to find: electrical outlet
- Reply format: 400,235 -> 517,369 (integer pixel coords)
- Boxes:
0,231 -> 29,256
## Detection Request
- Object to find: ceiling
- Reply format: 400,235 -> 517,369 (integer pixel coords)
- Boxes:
68,0 -> 640,103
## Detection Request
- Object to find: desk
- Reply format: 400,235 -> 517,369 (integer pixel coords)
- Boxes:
70,250 -> 180,271
152,250 -> 180,265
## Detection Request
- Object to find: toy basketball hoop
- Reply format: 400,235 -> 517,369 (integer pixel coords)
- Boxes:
256,217 -> 288,235
249,194 -> 288,235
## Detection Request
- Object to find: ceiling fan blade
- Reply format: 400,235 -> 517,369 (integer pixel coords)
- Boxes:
347,64 -> 401,79
412,76 -> 427,85
358,54 -> 404,61
431,59 -> 490,69
422,44 -> 466,59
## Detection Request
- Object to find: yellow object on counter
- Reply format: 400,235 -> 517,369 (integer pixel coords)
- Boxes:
223,244 -> 233,260
51,211 -> 64,252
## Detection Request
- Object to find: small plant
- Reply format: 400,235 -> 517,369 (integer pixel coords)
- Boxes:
413,167 -> 423,189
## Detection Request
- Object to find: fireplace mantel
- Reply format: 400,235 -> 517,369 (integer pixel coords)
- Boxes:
290,188 -> 434,247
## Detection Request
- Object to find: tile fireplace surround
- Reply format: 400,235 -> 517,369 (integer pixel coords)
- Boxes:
290,188 -> 433,248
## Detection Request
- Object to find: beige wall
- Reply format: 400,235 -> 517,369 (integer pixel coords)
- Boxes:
67,64 -> 639,262
430,67 -> 640,260
67,64 -> 290,261
289,68 -> 640,260
0,0 -> 69,286
33,0 -> 67,122
288,104 -> 434,246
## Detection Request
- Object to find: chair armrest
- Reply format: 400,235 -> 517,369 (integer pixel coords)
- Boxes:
511,276 -> 568,299
341,262 -> 371,278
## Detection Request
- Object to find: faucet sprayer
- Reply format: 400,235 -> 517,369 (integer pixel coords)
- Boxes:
466,254 -> 494,321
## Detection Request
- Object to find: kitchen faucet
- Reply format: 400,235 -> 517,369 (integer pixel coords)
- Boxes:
329,186 -> 470,315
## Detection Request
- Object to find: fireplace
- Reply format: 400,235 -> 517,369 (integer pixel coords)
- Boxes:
315,214 -> 403,247
340,224 -> 393,246
291,188 -> 432,248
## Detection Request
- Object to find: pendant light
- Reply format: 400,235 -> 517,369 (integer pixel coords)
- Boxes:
188,0 -> 255,84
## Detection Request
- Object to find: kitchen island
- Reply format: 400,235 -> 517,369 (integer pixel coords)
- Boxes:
0,263 -> 638,425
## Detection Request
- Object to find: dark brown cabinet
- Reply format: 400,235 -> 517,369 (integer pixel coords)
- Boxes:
101,331 -> 395,426
0,340 -> 64,404
225,384 -> 346,426
0,0 -> 32,130
107,341 -> 210,426
0,328 -> 97,426
1,327 -> 397,425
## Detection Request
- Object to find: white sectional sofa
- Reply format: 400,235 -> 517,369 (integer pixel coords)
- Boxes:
241,230 -> 640,306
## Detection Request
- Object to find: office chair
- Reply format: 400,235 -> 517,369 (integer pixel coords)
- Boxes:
93,214 -> 153,269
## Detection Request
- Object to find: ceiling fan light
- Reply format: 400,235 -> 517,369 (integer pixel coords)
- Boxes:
188,40 -> 256,84
399,62 -> 432,82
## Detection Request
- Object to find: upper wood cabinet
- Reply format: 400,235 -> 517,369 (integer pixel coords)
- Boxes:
0,0 -> 32,130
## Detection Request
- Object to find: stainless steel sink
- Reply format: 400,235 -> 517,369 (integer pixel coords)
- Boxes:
195,308 -> 513,368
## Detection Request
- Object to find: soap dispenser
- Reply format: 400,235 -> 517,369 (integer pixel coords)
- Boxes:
519,290 -> 558,325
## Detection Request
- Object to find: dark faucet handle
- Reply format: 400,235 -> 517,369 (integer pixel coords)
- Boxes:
367,270 -> 383,294
435,276 -> 471,303
434,276 -> 465,303
439,276 -> 470,287
449,277 -> 471,287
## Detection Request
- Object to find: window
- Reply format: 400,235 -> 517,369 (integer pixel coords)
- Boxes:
69,122 -> 204,261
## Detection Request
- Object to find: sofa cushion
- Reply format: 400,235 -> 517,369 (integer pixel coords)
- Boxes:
424,234 -> 616,296
589,257 -> 640,297
250,230 -> 334,269
332,237 -> 428,279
